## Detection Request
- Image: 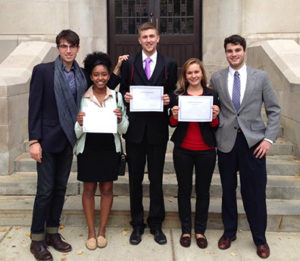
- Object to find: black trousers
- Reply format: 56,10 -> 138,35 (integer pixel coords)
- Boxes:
31,145 -> 73,240
173,146 -> 216,235
126,140 -> 167,230
218,132 -> 267,246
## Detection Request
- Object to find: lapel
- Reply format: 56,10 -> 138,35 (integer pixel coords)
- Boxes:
239,66 -> 256,111
134,52 -> 148,83
151,52 -> 164,85
219,68 -> 234,109
134,51 -> 164,85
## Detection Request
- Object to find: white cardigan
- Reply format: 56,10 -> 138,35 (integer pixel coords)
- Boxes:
74,87 -> 128,155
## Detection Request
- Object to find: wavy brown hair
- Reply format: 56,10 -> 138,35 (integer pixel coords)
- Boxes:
175,58 -> 208,95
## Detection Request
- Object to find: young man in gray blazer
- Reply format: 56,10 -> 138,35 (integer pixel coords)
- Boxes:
210,35 -> 280,259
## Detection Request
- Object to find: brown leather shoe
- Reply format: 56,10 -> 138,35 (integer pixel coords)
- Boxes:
45,233 -> 72,252
30,240 -> 53,261
196,235 -> 208,249
180,235 -> 191,248
218,235 -> 236,249
257,243 -> 270,258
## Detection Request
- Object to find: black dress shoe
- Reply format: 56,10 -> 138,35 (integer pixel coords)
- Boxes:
30,240 -> 53,261
129,227 -> 144,245
45,233 -> 72,252
150,229 -> 167,245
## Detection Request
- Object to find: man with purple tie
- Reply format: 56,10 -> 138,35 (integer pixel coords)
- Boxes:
120,22 -> 177,245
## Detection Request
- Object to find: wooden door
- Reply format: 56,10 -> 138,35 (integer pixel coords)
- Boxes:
108,0 -> 202,73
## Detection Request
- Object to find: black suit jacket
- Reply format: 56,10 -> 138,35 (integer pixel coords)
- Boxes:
120,51 -> 177,145
28,61 -> 88,153
169,88 -> 219,148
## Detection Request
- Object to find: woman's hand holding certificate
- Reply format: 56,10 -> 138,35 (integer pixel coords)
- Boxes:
82,102 -> 117,133
178,96 -> 213,122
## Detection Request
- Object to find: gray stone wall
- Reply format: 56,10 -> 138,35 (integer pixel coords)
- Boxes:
0,0 -> 107,64
0,42 -> 57,175
1,0 -> 300,66
247,40 -> 300,156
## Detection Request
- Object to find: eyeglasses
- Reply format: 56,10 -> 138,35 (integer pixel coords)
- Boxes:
58,44 -> 78,50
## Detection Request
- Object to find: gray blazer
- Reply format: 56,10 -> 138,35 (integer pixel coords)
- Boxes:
210,66 -> 280,153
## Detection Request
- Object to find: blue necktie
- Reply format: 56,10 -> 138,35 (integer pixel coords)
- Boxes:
232,71 -> 240,111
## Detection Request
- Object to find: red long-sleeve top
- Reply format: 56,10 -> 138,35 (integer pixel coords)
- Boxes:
170,94 -> 219,151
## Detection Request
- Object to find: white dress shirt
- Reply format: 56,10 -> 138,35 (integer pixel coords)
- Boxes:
142,50 -> 157,78
227,64 -> 247,103
227,64 -> 273,144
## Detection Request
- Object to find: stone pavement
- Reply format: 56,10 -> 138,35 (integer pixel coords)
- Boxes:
1,226 -> 300,261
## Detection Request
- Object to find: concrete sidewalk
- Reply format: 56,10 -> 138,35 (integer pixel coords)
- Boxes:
0,226 -> 299,261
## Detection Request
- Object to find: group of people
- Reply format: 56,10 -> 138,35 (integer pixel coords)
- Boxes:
28,22 -> 280,261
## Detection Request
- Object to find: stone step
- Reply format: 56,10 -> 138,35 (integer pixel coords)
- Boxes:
2,172 -> 300,200
14,152 -> 300,176
165,137 -> 294,155
164,154 -> 300,176
24,136 -> 293,155
0,195 -> 299,232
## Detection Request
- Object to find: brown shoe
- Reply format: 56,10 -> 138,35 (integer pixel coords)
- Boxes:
30,240 -> 53,261
218,235 -> 236,249
257,243 -> 270,258
180,234 -> 191,248
45,233 -> 72,252
196,235 -> 208,249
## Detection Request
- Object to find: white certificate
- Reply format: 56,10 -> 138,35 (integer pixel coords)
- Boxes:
178,96 -> 213,122
82,102 -> 117,133
130,85 -> 164,112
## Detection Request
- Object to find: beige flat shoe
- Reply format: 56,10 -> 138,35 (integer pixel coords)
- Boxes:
86,237 -> 97,250
97,235 -> 107,248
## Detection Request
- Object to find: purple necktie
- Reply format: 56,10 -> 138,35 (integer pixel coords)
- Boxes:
145,57 -> 152,80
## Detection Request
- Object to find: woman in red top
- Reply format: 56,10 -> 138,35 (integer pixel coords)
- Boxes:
169,58 -> 220,248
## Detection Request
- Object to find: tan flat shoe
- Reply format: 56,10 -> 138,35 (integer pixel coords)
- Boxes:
86,237 -> 97,250
97,235 -> 107,248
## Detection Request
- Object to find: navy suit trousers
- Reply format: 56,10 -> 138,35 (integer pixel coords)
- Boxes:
31,145 -> 73,239
218,132 -> 267,246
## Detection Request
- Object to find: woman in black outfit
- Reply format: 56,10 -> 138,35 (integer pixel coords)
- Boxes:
169,58 -> 220,248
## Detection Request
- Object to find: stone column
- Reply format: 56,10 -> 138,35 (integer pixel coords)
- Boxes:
0,42 -> 57,175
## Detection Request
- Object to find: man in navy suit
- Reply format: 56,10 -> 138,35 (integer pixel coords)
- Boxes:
28,29 -> 87,261
120,22 -> 177,245
210,35 -> 280,259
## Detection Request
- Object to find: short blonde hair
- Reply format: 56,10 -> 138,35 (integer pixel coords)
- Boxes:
138,22 -> 159,36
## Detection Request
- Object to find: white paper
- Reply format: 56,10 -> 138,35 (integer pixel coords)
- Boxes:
82,101 -> 117,133
130,85 -> 164,112
178,96 -> 213,122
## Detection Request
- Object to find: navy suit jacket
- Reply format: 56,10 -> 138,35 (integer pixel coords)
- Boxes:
120,51 -> 177,144
28,61 -> 88,153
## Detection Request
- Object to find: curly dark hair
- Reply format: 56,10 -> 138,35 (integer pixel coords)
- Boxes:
83,52 -> 112,75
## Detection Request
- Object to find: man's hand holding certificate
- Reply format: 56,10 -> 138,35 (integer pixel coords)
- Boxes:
178,96 -> 213,122
129,85 -> 164,112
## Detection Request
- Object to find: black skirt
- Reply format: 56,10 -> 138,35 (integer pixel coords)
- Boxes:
77,133 -> 119,182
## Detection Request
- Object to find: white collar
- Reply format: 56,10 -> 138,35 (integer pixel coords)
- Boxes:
229,63 -> 247,76
142,50 -> 157,62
